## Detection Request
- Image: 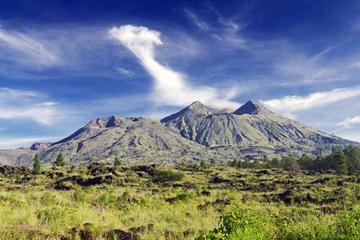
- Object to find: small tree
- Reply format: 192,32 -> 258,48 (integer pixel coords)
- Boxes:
199,160 -> 207,170
54,153 -> 65,166
281,155 -> 300,172
114,156 -> 121,166
331,148 -> 348,175
344,146 -> 360,173
33,153 -> 41,174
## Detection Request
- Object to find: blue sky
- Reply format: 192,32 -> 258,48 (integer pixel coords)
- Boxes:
1,0 -> 360,148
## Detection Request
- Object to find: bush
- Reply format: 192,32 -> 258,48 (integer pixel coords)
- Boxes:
197,207 -> 360,240
152,169 -> 184,183
72,187 -> 86,203
93,192 -> 116,208
36,206 -> 73,225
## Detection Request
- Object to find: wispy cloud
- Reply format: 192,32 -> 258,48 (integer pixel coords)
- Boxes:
109,25 -> 239,109
339,115 -> 360,127
183,8 -> 246,48
261,87 -> 360,116
0,136 -> 59,149
116,67 -> 135,77
0,88 -> 60,125
184,9 -> 210,32
0,28 -> 59,66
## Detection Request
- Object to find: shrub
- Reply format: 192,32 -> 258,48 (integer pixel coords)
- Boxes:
54,153 -> 65,167
336,209 -> 360,239
152,169 -> 184,183
35,206 -> 73,225
40,192 -> 58,206
33,153 -> 41,174
93,192 -> 116,208
72,187 -> 86,203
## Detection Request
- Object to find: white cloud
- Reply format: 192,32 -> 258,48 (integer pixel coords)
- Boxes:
261,87 -> 360,115
0,28 -> 58,66
0,88 -> 59,125
184,8 -> 247,48
339,116 -> 360,127
0,88 -> 38,99
0,136 -> 59,149
116,67 -> 134,77
109,25 -> 239,109
184,9 -> 210,32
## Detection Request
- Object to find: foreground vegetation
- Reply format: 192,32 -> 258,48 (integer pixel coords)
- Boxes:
1,151 -> 360,239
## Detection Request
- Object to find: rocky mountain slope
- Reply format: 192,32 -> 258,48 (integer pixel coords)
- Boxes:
0,148 -> 34,166
0,100 -> 357,165
41,116 -> 213,164
161,101 -> 355,159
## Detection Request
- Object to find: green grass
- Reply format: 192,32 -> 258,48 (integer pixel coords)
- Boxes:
0,164 -> 360,239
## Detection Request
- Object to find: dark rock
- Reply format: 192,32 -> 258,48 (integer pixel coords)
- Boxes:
132,165 -> 155,175
209,175 -> 230,184
164,230 -> 182,240
200,190 -> 211,196
0,165 -> 31,175
183,229 -> 196,238
54,181 -> 73,190
128,226 -> 146,235
81,175 -> 113,186
147,223 -> 154,232
212,198 -> 231,205
87,163 -> 114,176
79,223 -> 96,240
105,229 -> 139,240
256,169 -> 271,175
311,177 -> 331,184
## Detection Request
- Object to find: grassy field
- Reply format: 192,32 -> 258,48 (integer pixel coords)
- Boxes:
0,163 -> 360,239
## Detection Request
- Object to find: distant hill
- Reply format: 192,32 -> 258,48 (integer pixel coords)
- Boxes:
0,101 -> 357,165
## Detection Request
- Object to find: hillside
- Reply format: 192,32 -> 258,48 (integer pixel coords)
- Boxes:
41,116 -> 212,164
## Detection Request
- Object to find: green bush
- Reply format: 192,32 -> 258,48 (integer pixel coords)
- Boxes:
197,207 -> 360,240
152,169 -> 184,183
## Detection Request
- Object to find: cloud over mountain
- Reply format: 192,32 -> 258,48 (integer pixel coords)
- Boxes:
261,87 -> 360,117
109,25 -> 239,109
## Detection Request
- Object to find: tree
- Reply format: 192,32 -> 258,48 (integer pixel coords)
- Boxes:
252,159 -> 261,169
298,154 -> 313,170
54,153 -> 65,166
114,156 -> 121,166
266,158 -> 281,169
199,160 -> 207,170
210,159 -> 216,166
33,153 -> 41,174
330,148 -> 348,175
281,155 -> 300,172
344,146 -> 360,173
228,160 -> 238,167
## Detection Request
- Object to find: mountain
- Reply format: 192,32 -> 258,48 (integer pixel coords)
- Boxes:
40,116 -> 213,164
0,100 -> 357,165
161,101 -> 355,159
0,148 -> 34,166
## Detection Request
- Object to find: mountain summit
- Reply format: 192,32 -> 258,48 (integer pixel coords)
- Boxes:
234,101 -> 271,115
162,100 -> 355,158
160,101 -> 220,123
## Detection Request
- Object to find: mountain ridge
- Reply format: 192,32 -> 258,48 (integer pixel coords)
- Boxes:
0,100 -> 357,166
